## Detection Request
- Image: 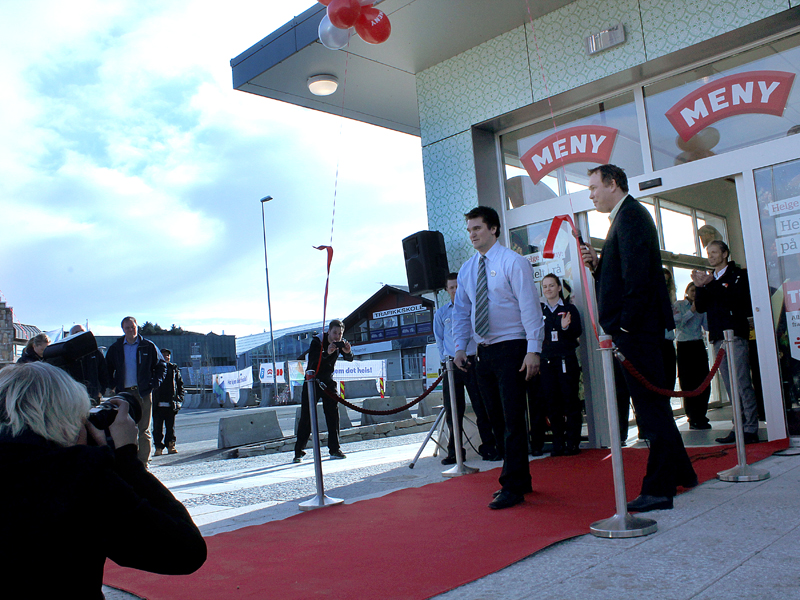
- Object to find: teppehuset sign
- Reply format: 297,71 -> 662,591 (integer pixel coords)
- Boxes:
520,125 -> 618,184
665,70 -> 796,142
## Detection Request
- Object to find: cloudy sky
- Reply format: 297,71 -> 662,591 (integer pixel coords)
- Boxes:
0,0 -> 427,338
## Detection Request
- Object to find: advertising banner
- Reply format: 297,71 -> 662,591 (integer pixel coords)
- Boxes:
213,367 -> 253,404
333,360 -> 386,381
259,362 -> 286,383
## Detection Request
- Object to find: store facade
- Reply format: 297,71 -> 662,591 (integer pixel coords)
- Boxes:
233,0 -> 800,445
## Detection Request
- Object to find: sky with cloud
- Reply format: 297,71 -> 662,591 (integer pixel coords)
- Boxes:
0,0 -> 427,338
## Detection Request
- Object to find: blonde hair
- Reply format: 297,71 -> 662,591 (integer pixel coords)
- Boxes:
0,363 -> 90,447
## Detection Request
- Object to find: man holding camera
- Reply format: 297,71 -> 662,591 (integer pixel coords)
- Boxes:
153,349 -> 184,456
294,319 -> 354,462
106,316 -> 166,465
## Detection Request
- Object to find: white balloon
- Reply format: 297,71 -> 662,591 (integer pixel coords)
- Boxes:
318,14 -> 352,50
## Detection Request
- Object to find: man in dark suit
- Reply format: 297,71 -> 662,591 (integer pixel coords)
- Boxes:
581,164 -> 696,512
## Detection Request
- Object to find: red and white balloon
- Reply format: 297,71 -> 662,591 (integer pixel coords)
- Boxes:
317,0 -> 391,48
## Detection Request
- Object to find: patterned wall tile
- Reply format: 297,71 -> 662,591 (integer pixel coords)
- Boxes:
640,0 -> 788,60
525,0 -> 647,100
416,26 -> 533,147
421,131 -> 478,274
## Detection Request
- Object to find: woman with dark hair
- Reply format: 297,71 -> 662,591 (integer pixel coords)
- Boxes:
17,332 -> 50,363
536,274 -> 583,455
675,282 -> 711,428
0,362 -> 206,599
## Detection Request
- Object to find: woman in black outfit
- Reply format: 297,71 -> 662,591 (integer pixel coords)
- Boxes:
0,362 -> 207,599
538,273 -> 583,455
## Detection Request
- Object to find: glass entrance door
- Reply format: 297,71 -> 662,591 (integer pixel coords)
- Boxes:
754,157 -> 800,437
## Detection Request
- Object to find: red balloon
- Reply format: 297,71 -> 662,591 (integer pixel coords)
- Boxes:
327,0 -> 361,30
318,0 -> 332,5
355,6 -> 391,44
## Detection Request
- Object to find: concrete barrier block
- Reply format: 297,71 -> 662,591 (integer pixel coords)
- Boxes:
294,404 -> 352,434
387,379 -> 425,398
342,379 -> 379,398
361,396 -> 412,425
218,408 -> 284,449
416,392 -> 444,417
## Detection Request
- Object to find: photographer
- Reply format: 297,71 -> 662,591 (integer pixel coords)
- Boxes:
17,332 -> 50,363
293,319 -> 353,462
0,362 -> 206,599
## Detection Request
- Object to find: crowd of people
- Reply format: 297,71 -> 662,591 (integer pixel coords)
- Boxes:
434,163 -> 759,512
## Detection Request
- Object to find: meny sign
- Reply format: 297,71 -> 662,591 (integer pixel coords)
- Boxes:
520,125 -> 618,184
665,70 -> 795,142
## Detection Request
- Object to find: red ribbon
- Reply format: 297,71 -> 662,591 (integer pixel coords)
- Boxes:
542,215 -> 598,340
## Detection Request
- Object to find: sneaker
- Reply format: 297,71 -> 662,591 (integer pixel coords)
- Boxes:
292,455 -> 303,464
167,442 -> 178,455
154,448 -> 163,456
329,449 -> 346,459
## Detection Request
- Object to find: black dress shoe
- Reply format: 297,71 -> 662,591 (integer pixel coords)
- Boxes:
493,486 -> 532,498
715,431 -> 736,444
441,456 -> 456,465
680,475 -> 699,489
689,421 -> 712,430
744,432 -> 760,444
626,494 -> 673,512
563,446 -> 581,456
489,490 -> 524,509
530,448 -> 544,457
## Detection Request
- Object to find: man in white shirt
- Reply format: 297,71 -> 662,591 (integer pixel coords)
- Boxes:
453,206 -> 544,509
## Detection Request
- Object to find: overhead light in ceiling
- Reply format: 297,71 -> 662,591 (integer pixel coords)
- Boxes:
307,74 -> 339,96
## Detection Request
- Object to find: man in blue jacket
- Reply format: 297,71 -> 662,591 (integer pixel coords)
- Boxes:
106,316 -> 166,465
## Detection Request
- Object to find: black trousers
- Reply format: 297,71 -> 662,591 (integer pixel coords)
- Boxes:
294,377 -> 341,455
615,333 -> 696,497
475,339 -> 532,495
677,339 -> 711,425
152,408 -> 176,449
442,358 -> 498,457
535,354 -> 582,451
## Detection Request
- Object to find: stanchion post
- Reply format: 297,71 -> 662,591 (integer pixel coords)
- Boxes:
590,335 -> 657,538
299,371 -> 344,511
717,330 -> 769,482
442,359 -> 479,478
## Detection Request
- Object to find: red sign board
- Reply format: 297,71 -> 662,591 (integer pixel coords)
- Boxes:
785,280 -> 800,312
520,125 -> 618,184
665,70 -> 795,142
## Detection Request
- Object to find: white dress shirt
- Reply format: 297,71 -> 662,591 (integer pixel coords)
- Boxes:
452,241 -> 544,354
434,301 -> 477,359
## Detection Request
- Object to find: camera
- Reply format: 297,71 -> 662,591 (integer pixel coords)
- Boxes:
87,391 -> 142,430
334,340 -> 346,350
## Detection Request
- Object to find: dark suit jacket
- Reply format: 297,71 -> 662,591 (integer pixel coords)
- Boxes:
594,195 -> 674,338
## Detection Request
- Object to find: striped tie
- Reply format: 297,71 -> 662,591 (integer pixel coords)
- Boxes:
475,255 -> 489,338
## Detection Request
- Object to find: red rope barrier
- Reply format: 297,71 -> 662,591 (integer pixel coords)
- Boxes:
315,373 -> 445,416
616,347 -> 726,398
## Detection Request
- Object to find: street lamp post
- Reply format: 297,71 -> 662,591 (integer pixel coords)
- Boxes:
260,195 -> 279,406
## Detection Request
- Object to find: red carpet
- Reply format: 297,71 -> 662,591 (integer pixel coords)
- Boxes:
104,440 -> 787,599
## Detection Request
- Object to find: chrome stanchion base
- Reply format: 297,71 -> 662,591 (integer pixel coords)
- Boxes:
590,513 -> 658,538
775,448 -> 800,456
298,494 -> 345,512
442,463 -> 479,478
717,464 -> 770,482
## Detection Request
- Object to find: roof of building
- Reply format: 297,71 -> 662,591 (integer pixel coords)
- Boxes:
13,323 -> 41,341
235,321 -> 332,355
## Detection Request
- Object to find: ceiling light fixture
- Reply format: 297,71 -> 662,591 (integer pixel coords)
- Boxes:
307,74 -> 339,96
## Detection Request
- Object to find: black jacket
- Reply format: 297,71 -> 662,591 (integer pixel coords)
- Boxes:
106,335 -> 166,395
306,333 -> 354,384
0,429 -> 206,599
694,261 -> 753,342
16,346 -> 41,364
154,362 -> 185,412
541,302 -> 582,359
594,196 -> 675,338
